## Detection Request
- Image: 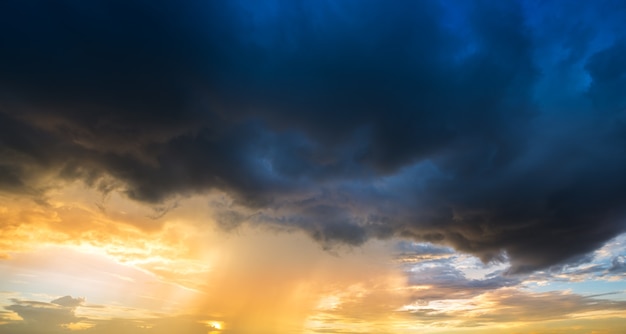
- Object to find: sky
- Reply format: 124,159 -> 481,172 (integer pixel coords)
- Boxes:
1,0 -> 626,333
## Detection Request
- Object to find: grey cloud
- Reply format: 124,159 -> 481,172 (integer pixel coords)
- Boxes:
1,296 -> 84,333
51,296 -> 84,308
608,255 -> 626,273
404,257 -> 519,303
1,296 -> 217,334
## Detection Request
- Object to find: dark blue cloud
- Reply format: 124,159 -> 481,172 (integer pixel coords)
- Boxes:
1,0 -> 626,272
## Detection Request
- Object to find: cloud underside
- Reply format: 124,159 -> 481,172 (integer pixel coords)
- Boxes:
1,0 -> 626,272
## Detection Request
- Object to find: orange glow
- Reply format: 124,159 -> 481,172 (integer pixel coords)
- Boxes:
1,184 -> 626,333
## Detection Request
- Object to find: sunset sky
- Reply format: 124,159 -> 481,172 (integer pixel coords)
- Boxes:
1,0 -> 626,333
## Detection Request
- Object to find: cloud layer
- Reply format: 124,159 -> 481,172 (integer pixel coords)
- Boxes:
1,0 -> 626,272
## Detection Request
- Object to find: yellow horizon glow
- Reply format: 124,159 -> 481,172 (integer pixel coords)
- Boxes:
1,182 -> 626,333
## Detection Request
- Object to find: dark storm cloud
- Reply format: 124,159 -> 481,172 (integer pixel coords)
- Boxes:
1,0 -> 626,272
586,40 -> 626,112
